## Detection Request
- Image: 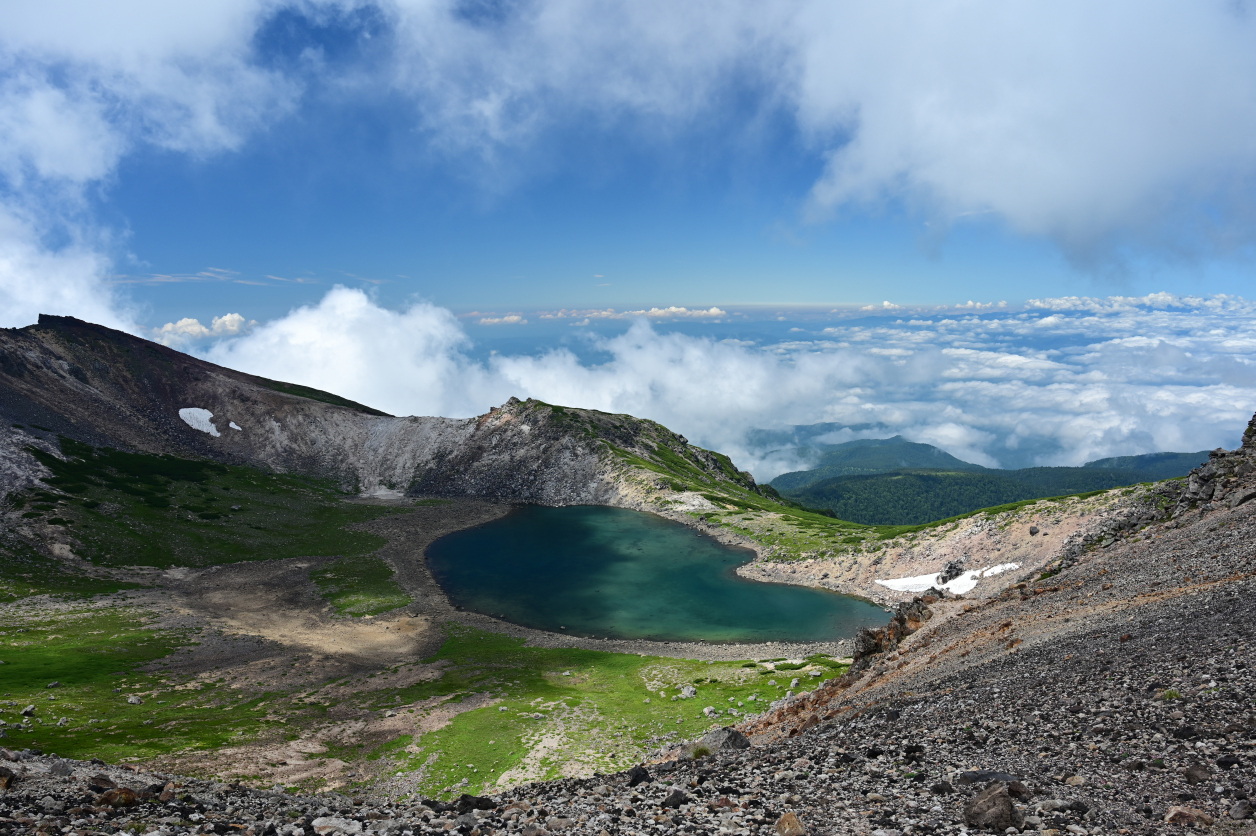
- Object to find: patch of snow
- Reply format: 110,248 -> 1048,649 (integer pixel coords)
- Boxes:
228,421 -> 242,431
876,562 -> 1019,595
178,408 -> 220,437
361,485 -> 404,499
670,491 -> 719,513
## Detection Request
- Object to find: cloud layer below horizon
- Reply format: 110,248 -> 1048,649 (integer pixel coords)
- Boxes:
185,287 -> 1256,480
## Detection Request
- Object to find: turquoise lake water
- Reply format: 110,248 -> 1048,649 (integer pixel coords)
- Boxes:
425,505 -> 888,643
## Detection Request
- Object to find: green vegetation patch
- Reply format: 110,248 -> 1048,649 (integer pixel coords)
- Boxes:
22,437 -> 395,568
780,465 -> 1161,527
0,540 -> 144,602
253,378 -> 390,417
0,607 -> 277,762
311,556 -> 411,617
350,626 -> 842,798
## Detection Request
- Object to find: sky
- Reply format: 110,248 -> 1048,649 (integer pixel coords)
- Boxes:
3,1 -> 1256,478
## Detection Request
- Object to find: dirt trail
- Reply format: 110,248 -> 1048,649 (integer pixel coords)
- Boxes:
163,558 -> 432,667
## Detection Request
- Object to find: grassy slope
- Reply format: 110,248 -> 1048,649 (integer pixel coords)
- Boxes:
0,435 -> 846,795
312,556 -> 411,617
0,539 -> 144,602
18,437 -> 393,568
778,467 -> 1154,525
0,605 -> 280,763
331,626 -> 846,798
535,402 -> 1111,561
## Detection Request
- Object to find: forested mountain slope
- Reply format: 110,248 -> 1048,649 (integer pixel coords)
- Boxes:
772,436 -> 1209,525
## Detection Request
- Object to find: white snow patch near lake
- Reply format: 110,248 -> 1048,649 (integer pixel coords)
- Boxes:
178,408 -> 220,437
229,421 -> 242,431
876,562 -> 1020,595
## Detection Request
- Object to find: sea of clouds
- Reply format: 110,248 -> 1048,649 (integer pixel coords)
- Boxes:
172,287 -> 1256,480
3,3 -> 1256,478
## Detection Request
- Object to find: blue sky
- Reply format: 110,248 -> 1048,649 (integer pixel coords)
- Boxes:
98,60 -> 1088,327
3,2 -> 1256,473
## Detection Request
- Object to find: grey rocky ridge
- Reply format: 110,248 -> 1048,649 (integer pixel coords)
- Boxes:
0,315 -> 761,512
2,316 -> 1256,834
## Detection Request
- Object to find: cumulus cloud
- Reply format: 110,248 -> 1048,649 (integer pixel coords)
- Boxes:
153,312 -> 256,346
0,0 -> 295,330
477,314 -> 527,325
0,206 -> 129,329
370,0 -> 1256,259
200,287 -> 1256,480
206,287 -> 495,417
789,2 -> 1256,257
540,307 -> 728,320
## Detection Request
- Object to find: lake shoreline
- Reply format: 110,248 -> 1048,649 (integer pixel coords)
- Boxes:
369,498 -> 868,661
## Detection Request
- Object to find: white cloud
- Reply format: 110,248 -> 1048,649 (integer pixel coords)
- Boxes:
372,0 -> 1256,258
539,306 -> 728,320
153,311 -> 256,346
477,314 -> 527,325
0,205 -> 129,329
789,2 -> 1256,257
0,0 -> 294,331
199,287 -> 1256,481
206,287 -> 495,418
4,2 -> 1256,333
211,312 -> 252,334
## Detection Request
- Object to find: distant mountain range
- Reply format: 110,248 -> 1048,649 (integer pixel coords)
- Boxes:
770,436 -> 985,491
770,436 -> 1210,525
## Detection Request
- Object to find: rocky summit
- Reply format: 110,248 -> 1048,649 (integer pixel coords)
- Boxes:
0,315 -> 762,512
2,317 -> 1256,835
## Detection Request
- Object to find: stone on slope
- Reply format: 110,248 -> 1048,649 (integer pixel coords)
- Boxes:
700,726 -> 751,751
1164,806 -> 1214,826
660,788 -> 688,808
956,770 -> 1020,786
775,811 -> 807,836
312,816 -> 363,835
626,764 -> 650,787
963,783 -> 1025,832
1182,762 -> 1209,784
455,794 -> 495,814
97,787 -> 139,807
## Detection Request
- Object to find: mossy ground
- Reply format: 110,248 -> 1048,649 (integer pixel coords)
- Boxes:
317,625 -> 847,798
0,605 -> 282,762
0,539 -> 144,602
0,610 -> 844,797
311,556 -> 411,617
15,437 -> 396,568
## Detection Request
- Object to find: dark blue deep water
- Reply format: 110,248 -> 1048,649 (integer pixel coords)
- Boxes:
426,505 -> 887,643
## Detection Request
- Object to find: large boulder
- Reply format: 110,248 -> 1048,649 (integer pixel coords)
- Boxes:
1165,806 -> 1214,826
700,727 -> 751,751
963,783 -> 1024,832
